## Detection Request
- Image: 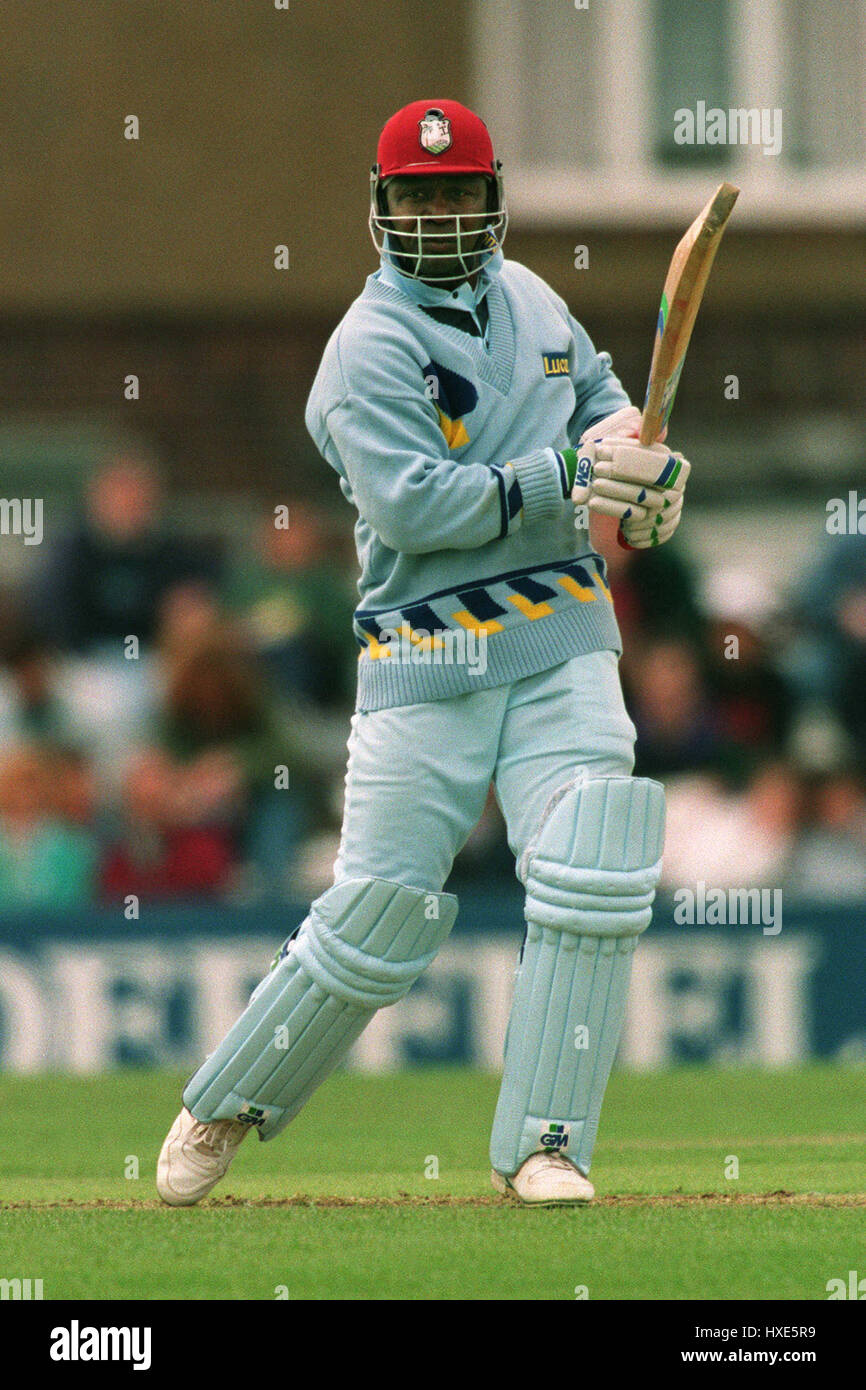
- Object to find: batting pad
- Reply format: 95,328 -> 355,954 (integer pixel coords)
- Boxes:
184,878 -> 458,1139
490,775 -> 665,1177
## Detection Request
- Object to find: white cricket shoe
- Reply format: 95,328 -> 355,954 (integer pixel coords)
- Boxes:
491,1152 -> 595,1205
157,1108 -> 249,1206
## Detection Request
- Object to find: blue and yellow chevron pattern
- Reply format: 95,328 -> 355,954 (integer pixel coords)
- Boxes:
423,360 -> 478,451
355,555 -> 614,659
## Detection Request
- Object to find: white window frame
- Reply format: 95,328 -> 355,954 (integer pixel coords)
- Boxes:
471,0 -> 866,227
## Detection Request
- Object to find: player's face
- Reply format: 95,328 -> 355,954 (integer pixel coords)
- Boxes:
384,175 -> 490,285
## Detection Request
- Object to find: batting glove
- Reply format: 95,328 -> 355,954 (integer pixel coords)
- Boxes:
561,408 -> 689,549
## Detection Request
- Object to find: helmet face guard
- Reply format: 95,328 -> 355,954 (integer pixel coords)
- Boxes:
368,167 -> 508,284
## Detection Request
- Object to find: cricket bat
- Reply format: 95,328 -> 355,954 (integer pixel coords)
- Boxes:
639,181 -> 739,446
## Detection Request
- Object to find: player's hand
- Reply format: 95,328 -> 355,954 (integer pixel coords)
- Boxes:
567,413 -> 689,548
578,405 -> 645,443
618,483 -> 686,548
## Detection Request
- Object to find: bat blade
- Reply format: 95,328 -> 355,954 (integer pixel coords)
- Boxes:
639,181 -> 739,446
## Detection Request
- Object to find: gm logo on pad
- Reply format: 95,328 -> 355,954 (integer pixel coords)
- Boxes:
542,353 -> 570,377
236,1105 -> 268,1128
540,1122 -> 569,1150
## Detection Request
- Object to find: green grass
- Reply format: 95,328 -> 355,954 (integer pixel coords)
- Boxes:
1,1065 -> 864,1299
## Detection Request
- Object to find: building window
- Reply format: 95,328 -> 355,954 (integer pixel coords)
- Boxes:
652,0 -> 734,169
472,0 -> 866,223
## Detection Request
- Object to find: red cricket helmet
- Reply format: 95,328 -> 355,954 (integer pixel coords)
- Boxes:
369,99 -> 508,284
376,99 -> 498,178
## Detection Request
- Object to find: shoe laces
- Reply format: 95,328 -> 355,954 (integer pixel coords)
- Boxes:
191,1120 -> 243,1156
541,1152 -> 580,1175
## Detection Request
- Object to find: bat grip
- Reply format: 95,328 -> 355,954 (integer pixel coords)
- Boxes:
638,417 -> 667,447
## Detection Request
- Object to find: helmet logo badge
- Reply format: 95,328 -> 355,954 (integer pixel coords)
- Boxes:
418,108 -> 452,155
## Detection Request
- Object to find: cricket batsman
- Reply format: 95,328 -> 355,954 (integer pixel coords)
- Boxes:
158,99 -> 689,1206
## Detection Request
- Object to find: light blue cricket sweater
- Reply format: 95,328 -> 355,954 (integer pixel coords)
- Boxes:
305,252 -> 631,711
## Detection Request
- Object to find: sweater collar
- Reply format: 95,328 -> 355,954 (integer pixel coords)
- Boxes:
379,247 -> 503,317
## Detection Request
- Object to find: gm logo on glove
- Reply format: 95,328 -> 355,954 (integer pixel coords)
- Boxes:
575,452 -> 594,488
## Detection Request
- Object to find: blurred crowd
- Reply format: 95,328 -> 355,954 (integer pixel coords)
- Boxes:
0,455 -> 356,910
597,513 -> 866,900
0,452 -> 864,911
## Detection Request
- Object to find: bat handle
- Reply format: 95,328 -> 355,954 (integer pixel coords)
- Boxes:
638,417 -> 668,447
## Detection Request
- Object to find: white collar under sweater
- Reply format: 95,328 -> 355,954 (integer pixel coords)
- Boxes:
378,248 -> 504,344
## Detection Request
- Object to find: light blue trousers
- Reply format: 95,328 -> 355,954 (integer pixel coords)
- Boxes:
334,649 -> 635,892
183,648 -> 640,1157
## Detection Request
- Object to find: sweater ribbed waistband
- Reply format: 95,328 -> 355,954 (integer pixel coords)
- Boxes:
354,590 -> 621,711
